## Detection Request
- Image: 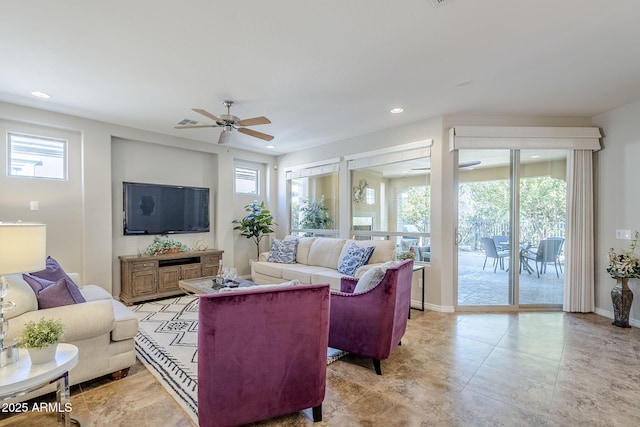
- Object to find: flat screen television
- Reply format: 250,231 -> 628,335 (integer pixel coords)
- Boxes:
123,181 -> 210,235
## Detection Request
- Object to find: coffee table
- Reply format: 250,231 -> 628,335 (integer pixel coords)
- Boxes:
178,276 -> 255,315
0,343 -> 80,426
179,276 -> 254,295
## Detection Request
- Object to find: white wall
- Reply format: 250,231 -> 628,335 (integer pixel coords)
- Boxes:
593,101 -> 640,324
0,101 -> 277,296
0,119 -> 83,273
111,138 -> 218,297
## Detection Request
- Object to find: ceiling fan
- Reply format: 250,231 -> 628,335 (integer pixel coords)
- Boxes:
175,100 -> 274,145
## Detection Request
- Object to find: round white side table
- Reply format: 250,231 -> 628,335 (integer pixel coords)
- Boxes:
0,343 -> 79,426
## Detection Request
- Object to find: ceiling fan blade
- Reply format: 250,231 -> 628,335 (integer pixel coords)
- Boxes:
174,124 -> 219,129
236,116 -> 271,127
193,108 -> 221,122
218,130 -> 231,145
238,127 -> 274,141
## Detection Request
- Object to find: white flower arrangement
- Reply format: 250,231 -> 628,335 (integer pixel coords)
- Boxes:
607,231 -> 640,279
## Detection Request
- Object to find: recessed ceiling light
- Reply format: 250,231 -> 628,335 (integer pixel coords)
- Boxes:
390,107 -> 404,114
530,155 -> 541,159
266,144 -> 275,149
30,91 -> 51,99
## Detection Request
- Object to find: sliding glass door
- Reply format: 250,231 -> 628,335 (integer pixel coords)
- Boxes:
456,149 -> 567,309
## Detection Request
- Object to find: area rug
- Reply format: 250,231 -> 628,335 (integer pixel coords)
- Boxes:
132,295 -> 346,424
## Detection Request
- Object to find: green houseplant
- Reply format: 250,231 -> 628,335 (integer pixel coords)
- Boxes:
144,235 -> 189,256
233,200 -> 276,259
296,195 -> 333,236
19,318 -> 65,364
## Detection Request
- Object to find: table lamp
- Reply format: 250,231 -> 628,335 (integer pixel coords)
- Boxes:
0,222 -> 47,367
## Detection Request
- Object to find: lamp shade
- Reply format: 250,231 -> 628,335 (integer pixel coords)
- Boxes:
0,222 -> 47,275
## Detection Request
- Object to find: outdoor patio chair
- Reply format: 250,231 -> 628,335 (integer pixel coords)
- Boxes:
493,235 -> 509,251
480,237 -> 509,273
521,238 -> 564,278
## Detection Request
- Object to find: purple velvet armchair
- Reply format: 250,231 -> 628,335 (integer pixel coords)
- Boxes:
328,259 -> 413,375
197,283 -> 331,427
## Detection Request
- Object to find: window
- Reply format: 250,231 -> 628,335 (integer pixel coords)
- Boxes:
235,167 -> 259,195
8,132 -> 67,180
346,141 -> 432,262
286,160 -> 340,237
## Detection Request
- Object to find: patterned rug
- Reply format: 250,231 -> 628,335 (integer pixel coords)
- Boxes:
132,295 -> 346,424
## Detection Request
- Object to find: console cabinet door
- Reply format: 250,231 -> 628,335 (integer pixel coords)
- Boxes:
159,266 -> 181,292
181,264 -> 202,280
201,254 -> 220,276
130,262 -> 158,297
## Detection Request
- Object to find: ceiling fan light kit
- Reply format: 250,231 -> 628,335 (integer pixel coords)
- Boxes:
176,100 -> 274,145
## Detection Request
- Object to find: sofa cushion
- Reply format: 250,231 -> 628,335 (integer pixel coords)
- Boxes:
311,270 -> 348,290
29,256 -> 80,288
23,275 -> 86,308
253,261 -> 301,279
267,239 -> 298,264
4,274 -> 38,319
337,242 -> 375,276
79,284 -> 113,302
111,300 -> 139,341
282,266 -> 330,284
307,238 -> 346,268
290,236 -> 316,265
353,266 -> 386,294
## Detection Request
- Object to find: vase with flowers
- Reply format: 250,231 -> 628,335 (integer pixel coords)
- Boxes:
607,231 -> 640,328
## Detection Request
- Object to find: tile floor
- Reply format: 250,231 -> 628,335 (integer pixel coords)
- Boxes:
1,310 -> 639,426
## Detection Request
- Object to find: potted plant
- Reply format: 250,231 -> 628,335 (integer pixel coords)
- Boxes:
233,200 -> 276,259
296,195 -> 333,236
19,318 -> 65,364
144,235 -> 189,256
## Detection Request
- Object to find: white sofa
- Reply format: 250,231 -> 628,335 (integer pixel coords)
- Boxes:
4,273 -> 138,400
251,237 -> 396,289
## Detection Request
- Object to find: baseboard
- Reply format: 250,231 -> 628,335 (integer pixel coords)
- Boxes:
411,299 -> 454,313
594,307 -> 640,327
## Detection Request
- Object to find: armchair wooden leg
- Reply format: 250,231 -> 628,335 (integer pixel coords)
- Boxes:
312,404 -> 322,422
373,359 -> 382,375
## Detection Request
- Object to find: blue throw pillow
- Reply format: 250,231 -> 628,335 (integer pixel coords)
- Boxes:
338,243 -> 375,276
267,239 -> 298,264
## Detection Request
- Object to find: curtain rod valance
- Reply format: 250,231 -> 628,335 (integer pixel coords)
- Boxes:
449,126 -> 601,151
285,159 -> 340,179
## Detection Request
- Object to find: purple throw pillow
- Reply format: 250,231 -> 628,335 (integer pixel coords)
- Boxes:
37,278 -> 85,309
22,274 -> 86,309
23,273 -> 48,294
30,256 -> 80,288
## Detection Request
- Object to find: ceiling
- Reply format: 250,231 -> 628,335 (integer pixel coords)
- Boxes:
2,1 -> 640,155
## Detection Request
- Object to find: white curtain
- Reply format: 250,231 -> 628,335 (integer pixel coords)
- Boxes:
563,150 -> 595,312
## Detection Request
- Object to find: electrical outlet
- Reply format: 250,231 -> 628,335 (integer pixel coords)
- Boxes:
616,229 -> 631,240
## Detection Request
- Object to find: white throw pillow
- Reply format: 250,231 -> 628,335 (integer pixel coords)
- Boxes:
379,260 -> 399,272
353,266 -> 385,294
